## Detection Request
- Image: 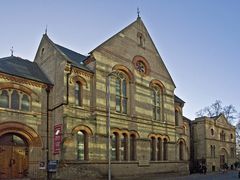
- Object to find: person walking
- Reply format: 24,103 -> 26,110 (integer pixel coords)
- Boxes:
202,164 -> 207,175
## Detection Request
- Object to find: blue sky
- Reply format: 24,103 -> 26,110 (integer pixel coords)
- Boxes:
1,0 -> 240,120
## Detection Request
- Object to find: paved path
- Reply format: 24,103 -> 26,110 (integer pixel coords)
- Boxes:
161,170 -> 239,180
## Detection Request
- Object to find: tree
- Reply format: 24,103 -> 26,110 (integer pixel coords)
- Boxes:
196,100 -> 237,124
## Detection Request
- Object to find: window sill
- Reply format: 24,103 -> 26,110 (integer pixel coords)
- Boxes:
71,105 -> 85,110
0,107 -> 40,115
114,111 -> 128,116
152,119 -> 166,123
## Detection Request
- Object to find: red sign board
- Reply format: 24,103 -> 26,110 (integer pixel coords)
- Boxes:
53,124 -> 62,154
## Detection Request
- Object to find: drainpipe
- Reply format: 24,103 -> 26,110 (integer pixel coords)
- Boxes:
46,86 -> 51,180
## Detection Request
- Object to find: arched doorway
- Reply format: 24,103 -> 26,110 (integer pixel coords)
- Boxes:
219,148 -> 228,169
0,133 -> 29,178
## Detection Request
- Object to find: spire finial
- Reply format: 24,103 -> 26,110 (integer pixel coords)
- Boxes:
10,46 -> 14,56
45,25 -> 48,35
137,7 -> 140,18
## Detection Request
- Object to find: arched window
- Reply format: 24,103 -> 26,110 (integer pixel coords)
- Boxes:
220,130 -> 226,141
213,145 -> 216,158
137,32 -> 145,47
163,138 -> 168,160
111,132 -> 119,161
11,90 -> 19,110
130,134 -> 136,161
0,90 -> 9,108
210,145 -> 216,158
115,73 -> 127,114
211,129 -> 214,136
150,137 -> 156,161
21,94 -> 30,111
230,134 -> 233,139
77,130 -> 88,160
157,138 -> 162,161
75,81 -> 82,106
121,133 -> 128,161
151,86 -> 161,120
175,110 -> 179,126
179,141 -> 184,160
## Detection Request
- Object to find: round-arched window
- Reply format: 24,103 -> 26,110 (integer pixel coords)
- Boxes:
211,129 -> 214,136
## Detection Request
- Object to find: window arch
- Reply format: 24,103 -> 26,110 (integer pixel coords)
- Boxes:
132,55 -> 150,75
111,129 -> 138,161
11,90 -> 20,110
115,72 -> 127,114
130,134 -> 136,161
137,32 -> 145,47
157,138 -> 162,161
76,130 -> 88,160
210,145 -> 216,158
121,133 -> 128,161
175,109 -> 179,126
150,137 -> 156,161
220,130 -> 226,141
163,138 -> 168,160
0,88 -> 31,111
151,86 -> 162,120
0,90 -> 9,108
111,132 -> 119,161
213,145 -> 215,157
179,141 -> 184,160
75,81 -> 82,106
21,94 -> 30,111
72,125 -> 92,161
211,128 -> 214,136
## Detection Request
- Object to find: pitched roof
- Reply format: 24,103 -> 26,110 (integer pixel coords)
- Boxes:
0,56 -> 52,85
54,43 -> 91,72
37,34 -> 92,73
90,17 -> 176,87
174,95 -> 185,105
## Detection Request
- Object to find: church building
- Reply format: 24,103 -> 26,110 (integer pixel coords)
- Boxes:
0,16 -> 206,179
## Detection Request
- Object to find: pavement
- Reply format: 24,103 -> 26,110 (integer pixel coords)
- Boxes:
159,170 -> 239,180
111,170 -> 240,180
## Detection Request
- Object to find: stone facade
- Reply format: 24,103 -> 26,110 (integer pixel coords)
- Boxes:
190,114 -> 236,172
0,16 -> 236,179
0,71 -> 48,178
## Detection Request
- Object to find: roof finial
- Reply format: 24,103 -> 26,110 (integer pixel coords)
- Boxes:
45,25 -> 48,35
137,7 -> 140,19
10,46 -> 14,56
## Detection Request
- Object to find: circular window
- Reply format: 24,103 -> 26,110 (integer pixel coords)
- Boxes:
132,55 -> 150,75
135,61 -> 146,73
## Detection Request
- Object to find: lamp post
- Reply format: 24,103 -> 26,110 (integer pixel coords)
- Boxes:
106,71 -> 119,180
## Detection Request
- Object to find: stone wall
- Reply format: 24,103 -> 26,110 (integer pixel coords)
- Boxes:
55,161 -> 189,180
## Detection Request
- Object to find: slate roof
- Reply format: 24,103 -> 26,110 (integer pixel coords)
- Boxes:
174,95 -> 185,105
0,56 -> 52,85
54,43 -> 91,72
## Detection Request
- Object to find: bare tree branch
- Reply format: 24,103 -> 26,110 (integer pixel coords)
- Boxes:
211,100 -> 222,116
196,100 -> 238,124
223,105 -> 237,123
196,109 -> 204,117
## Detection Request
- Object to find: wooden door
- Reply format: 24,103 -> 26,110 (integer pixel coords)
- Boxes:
0,146 -> 12,178
12,146 -> 28,178
0,134 -> 29,179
